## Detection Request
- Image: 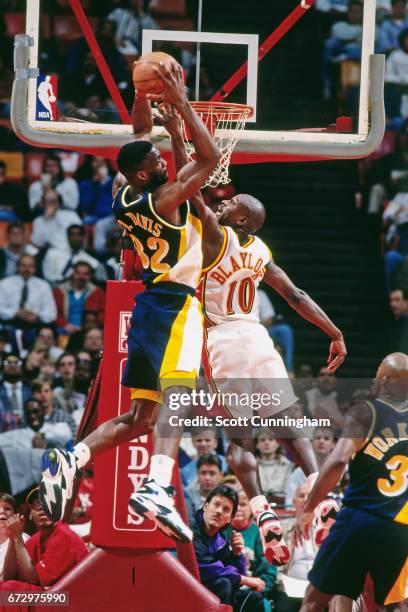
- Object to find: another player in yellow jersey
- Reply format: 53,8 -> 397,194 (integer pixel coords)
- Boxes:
295,353 -> 408,609
39,63 -> 221,543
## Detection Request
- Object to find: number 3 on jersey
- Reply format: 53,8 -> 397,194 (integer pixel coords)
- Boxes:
377,454 -> 408,497
226,278 -> 256,315
130,236 -> 171,274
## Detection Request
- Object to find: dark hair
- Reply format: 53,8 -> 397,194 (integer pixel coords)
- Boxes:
43,155 -> 64,183
0,492 -> 17,512
31,378 -> 53,394
56,352 -> 76,369
390,287 -> 408,300
0,161 -> 6,171
72,260 -> 93,273
117,141 -> 153,176
24,397 -> 42,411
38,324 -> 58,341
67,224 -> 85,237
398,27 -> 408,48
7,221 -> 24,234
197,454 -> 222,471
392,0 -> 406,6
204,485 -> 239,516
313,425 -> 335,439
349,0 -> 363,7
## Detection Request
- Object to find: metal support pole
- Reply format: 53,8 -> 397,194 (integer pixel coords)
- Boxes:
194,0 -> 203,101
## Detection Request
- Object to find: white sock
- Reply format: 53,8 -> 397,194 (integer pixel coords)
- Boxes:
148,455 -> 174,488
73,442 -> 91,469
250,495 -> 270,519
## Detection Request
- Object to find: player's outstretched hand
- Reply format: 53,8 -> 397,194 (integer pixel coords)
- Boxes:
154,103 -> 183,137
293,510 -> 313,548
148,63 -> 187,107
326,336 -> 347,372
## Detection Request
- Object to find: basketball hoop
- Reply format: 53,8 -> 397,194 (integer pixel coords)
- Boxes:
183,102 -> 253,188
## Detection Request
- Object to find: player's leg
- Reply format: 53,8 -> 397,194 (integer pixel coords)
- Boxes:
40,398 -> 159,521
300,584 -> 333,612
228,439 -> 291,566
128,384 -> 195,542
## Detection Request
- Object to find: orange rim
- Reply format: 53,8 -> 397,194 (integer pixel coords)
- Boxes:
190,101 -> 253,121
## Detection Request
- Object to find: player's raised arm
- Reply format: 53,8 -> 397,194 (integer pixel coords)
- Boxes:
131,94 -> 153,138
263,261 -> 347,372
148,64 -> 221,216
293,402 -> 372,545
155,103 -> 224,258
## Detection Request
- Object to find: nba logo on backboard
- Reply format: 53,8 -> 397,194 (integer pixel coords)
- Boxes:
36,75 -> 58,121
119,311 -> 132,352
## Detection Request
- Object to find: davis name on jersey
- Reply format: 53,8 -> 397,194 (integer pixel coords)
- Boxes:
113,185 -> 202,289
202,225 -> 272,324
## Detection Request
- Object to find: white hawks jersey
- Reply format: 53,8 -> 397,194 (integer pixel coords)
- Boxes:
202,225 -> 272,325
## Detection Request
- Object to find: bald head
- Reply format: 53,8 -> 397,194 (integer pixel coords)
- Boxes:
375,352 -> 408,399
217,193 -> 266,233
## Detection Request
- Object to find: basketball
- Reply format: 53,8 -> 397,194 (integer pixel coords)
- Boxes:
132,52 -> 179,97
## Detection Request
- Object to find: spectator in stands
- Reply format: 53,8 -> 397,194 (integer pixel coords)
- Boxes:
39,357 -> 56,382
0,493 -> 30,580
383,187 -> 408,291
185,454 -> 223,528
94,215 -> 116,256
65,311 -> 99,353
377,0 -> 408,54
0,222 -> 29,279
315,0 -> 348,17
0,398 -> 72,450
230,490 -> 278,612
0,353 -> 31,426
0,486 -> 87,590
28,155 -> 79,214
79,157 -> 115,223
181,427 -> 228,487
42,224 -> 104,285
0,161 -> 30,221
30,191 -> 82,253
275,481 -> 317,612
66,19 -> 129,94
54,261 -> 105,334
258,288 -> 294,372
366,120 -> 408,218
322,0 -> 364,98
35,325 -> 63,363
388,287 -> 408,351
108,0 -> 159,56
31,378 -> 76,440
255,431 -> 294,503
82,327 -> 103,365
0,255 -> 57,342
64,52 -> 108,108
22,347 -> 48,385
285,426 -> 335,506
192,485 -> 264,611
0,330 -> 10,365
305,366 -> 339,419
53,352 -> 76,395
385,27 -> 408,85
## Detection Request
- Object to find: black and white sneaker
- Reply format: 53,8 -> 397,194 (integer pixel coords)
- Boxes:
129,478 -> 192,543
39,449 -> 79,521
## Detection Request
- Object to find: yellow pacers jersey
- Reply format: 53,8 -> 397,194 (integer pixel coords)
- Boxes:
202,225 -> 272,324
113,185 -> 202,289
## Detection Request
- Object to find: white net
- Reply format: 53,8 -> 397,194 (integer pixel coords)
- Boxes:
182,102 -> 252,188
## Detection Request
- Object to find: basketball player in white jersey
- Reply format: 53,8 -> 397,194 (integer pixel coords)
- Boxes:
148,105 -> 346,564
196,193 -> 346,565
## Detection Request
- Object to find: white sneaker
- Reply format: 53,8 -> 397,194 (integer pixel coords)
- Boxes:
256,508 -> 291,566
129,478 -> 192,543
313,497 -> 339,547
39,449 -> 79,521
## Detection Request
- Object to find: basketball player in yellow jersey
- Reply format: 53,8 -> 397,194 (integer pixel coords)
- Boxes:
39,64 -> 221,543
155,103 -> 347,563
295,353 -> 408,609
